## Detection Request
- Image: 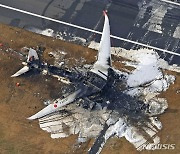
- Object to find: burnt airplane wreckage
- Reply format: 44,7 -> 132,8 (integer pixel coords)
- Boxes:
12,13 -> 158,153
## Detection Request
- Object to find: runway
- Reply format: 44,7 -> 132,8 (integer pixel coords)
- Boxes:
0,0 -> 179,64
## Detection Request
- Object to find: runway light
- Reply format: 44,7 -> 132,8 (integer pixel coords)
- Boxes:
16,82 -> 20,87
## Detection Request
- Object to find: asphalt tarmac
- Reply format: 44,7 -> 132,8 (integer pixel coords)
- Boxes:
0,0 -> 179,64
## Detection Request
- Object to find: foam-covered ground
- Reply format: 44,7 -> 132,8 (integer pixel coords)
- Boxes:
39,43 -> 179,153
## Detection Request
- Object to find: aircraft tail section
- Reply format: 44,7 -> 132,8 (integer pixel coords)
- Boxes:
27,48 -> 39,62
11,66 -> 30,77
91,12 -> 111,80
11,48 -> 39,77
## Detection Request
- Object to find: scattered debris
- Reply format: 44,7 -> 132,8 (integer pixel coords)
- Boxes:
176,89 -> 180,94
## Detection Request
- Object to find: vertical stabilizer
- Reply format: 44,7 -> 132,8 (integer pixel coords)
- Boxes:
11,48 -> 39,77
91,12 -> 111,80
27,48 -> 39,62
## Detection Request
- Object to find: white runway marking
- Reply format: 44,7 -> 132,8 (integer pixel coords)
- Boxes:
0,3 -> 180,57
160,0 -> 180,6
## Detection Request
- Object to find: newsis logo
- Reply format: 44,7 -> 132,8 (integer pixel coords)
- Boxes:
140,143 -> 175,150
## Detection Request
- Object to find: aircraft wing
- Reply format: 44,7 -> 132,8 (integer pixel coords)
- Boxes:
11,66 -> 30,77
27,48 -> 39,62
91,12 -> 111,80
27,79 -> 103,120
28,89 -> 81,120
